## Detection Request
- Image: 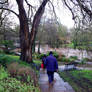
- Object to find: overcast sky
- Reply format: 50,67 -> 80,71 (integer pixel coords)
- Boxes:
9,0 -> 74,29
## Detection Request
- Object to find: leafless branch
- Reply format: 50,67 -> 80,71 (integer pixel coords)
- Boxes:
76,0 -> 92,19
49,0 -> 57,19
25,0 -> 34,8
0,0 -> 8,4
0,8 -> 19,18
63,0 -> 76,20
24,0 -> 35,22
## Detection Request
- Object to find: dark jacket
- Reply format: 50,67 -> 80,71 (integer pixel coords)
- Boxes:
45,54 -> 58,72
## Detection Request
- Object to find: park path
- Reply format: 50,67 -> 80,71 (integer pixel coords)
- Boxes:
39,69 -> 75,92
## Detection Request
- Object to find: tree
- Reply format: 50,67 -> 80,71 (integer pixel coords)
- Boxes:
0,0 -> 49,63
0,0 -> 92,63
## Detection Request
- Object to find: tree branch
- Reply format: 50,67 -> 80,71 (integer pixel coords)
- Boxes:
49,1 -> 57,19
0,8 -> 19,18
30,0 -> 49,45
76,0 -> 92,19
0,0 -> 8,4
63,0 -> 75,20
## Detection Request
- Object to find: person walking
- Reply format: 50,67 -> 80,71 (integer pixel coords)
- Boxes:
45,51 -> 58,84
41,54 -> 46,70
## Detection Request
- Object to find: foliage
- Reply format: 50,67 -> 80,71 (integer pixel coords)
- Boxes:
0,53 -> 41,92
60,56 -> 77,63
32,53 -> 40,59
70,27 -> 92,50
33,60 -> 41,66
0,66 -> 40,92
80,58 -> 89,64
0,49 -> 4,53
70,56 -> 78,60
0,40 -> 14,54
0,54 -> 19,67
37,53 -> 46,59
0,66 -> 9,80
46,51 -> 59,59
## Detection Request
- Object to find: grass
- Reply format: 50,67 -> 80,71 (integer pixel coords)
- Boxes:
59,70 -> 92,92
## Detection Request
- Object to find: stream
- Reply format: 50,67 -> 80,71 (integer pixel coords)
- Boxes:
36,45 -> 92,60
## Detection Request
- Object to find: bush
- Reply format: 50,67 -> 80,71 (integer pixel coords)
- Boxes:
46,51 -> 59,59
32,53 -> 40,59
7,62 -> 38,86
0,66 -> 9,80
0,54 -> 20,67
60,57 -> 76,64
61,57 -> 69,62
0,54 -> 40,92
0,66 -> 40,92
0,49 -> 4,53
53,51 -> 59,59
62,54 -> 66,57
37,53 -> 45,59
0,54 -> 18,67
80,58 -> 89,64
82,58 -> 90,62
70,56 -> 78,60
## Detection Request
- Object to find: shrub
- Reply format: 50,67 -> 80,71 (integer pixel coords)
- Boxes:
62,54 -> 66,57
0,49 -> 4,53
0,66 -> 9,80
60,57 -> 76,64
32,53 -> 40,59
70,56 -> 78,60
53,51 -> 59,59
46,51 -> 59,59
0,54 -> 19,67
0,40 -> 15,54
82,58 -> 90,62
80,58 -> 89,64
37,53 -> 45,59
61,57 -> 69,62
7,62 -> 38,86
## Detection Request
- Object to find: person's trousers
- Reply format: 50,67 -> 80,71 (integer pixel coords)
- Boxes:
47,71 -> 54,83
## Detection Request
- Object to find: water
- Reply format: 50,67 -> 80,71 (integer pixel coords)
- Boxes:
35,45 -> 92,60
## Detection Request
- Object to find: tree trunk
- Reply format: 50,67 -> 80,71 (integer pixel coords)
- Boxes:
32,41 -> 35,53
38,41 -> 41,54
16,0 -> 49,63
16,0 -> 32,63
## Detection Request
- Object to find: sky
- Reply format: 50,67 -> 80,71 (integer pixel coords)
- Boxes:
8,0 -> 74,29
56,5 -> 74,29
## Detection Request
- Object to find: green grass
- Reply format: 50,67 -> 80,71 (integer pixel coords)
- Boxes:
59,70 -> 92,92
70,70 -> 92,81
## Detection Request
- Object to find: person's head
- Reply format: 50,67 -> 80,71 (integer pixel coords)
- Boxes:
49,51 -> 53,55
